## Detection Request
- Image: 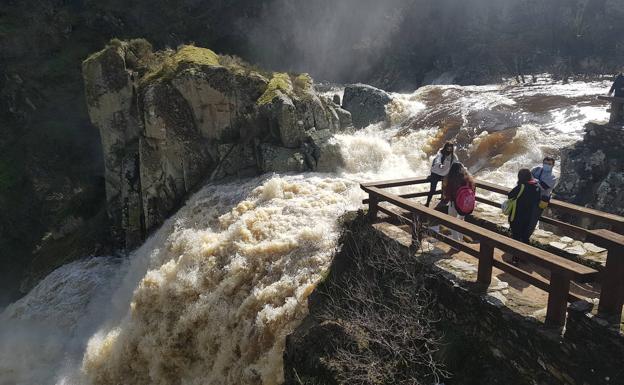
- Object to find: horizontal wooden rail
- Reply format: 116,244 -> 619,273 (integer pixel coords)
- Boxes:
365,186 -> 596,278
377,205 -> 588,304
363,184 -> 599,327
475,180 -> 624,234
598,95 -> 624,103
363,190 -> 442,205
362,176 -> 624,233
361,177 -> 429,189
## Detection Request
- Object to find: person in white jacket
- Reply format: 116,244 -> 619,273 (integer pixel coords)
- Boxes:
528,156 -> 558,232
425,142 -> 458,207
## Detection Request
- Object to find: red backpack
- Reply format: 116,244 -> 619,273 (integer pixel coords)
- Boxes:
455,185 -> 476,216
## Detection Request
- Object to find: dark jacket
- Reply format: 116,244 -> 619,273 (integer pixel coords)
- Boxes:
507,179 -> 540,225
609,74 -> 624,97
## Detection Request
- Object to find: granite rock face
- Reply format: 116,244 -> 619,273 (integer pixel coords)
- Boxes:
342,83 -> 392,128
83,40 -> 352,250
556,122 -> 623,228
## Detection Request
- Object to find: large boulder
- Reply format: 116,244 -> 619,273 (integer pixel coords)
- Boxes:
342,83 -> 392,128
83,40 -> 352,250
303,129 -> 345,172
258,73 -> 347,148
556,122 -> 624,227
258,144 -> 308,173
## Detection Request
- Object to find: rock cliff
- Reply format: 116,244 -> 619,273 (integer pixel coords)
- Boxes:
556,122 -> 624,227
83,39 -> 353,250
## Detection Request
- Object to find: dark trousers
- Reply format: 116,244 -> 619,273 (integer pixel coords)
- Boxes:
425,173 -> 444,206
510,221 -> 532,244
527,206 -> 544,236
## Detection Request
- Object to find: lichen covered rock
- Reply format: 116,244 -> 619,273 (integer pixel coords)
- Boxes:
260,72 -> 348,148
83,39 -> 352,249
556,122 -> 624,226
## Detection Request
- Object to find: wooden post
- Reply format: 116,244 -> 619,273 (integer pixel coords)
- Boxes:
546,271 -> 571,327
477,242 -> 494,285
598,247 -> 624,320
368,194 -> 378,221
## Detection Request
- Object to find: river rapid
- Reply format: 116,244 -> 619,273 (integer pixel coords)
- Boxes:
0,77 -> 611,385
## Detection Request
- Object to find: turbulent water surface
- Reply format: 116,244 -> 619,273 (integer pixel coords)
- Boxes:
0,78 -> 611,385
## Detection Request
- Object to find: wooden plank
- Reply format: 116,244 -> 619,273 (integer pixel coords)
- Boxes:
365,176 -> 624,233
427,230 -> 585,303
476,180 -> 624,232
475,180 -> 511,195
363,190 -> 441,205
428,228 -> 480,256
426,232 -> 586,303
361,177 -> 429,189
475,196 -> 591,240
551,200 -> 624,231
598,95 -> 624,103
363,185 -> 597,278
538,216 -> 589,240
475,196 -> 502,208
377,205 -> 411,226
491,255 -> 584,303
370,206 -> 588,304
588,229 -> 624,249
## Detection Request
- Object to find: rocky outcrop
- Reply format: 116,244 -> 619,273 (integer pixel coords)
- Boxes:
284,212 -> 624,385
556,122 -> 624,227
342,83 -> 392,128
83,39 -> 352,250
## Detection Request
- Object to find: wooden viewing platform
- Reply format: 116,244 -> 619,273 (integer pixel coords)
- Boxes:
361,177 -> 624,327
598,95 -> 624,125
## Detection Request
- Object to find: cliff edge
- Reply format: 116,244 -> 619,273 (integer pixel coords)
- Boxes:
83,39 -> 353,250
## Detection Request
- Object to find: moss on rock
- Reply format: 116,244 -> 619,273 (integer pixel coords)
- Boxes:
293,73 -> 313,94
141,45 -> 220,85
257,72 -> 293,105
257,72 -> 314,106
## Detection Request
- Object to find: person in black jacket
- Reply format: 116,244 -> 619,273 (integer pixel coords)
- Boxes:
507,168 -> 541,245
608,72 -> 624,97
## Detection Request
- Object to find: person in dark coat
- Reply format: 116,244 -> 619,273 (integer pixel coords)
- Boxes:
609,72 -> 624,97
507,168 -> 541,245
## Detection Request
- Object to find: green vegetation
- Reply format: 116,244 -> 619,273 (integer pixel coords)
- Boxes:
141,45 -> 220,84
256,72 -> 314,105
257,72 -> 293,105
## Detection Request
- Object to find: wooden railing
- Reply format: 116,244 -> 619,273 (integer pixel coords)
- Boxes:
361,177 -> 624,327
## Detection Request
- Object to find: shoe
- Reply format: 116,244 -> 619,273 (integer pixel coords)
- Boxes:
511,256 -> 520,266
462,235 -> 474,243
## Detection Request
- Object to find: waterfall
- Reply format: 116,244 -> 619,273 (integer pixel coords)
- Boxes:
0,77 -> 610,385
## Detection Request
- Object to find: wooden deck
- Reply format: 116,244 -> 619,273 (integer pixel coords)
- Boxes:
361,177 -> 624,328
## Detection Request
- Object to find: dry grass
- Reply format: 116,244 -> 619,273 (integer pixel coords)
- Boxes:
314,218 -> 448,385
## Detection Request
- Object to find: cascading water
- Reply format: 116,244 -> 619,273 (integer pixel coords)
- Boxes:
0,77 -> 611,385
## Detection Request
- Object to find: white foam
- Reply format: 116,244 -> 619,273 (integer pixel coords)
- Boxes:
0,78 -> 611,385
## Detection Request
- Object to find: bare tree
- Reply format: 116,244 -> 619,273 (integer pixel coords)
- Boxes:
313,219 -> 449,385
